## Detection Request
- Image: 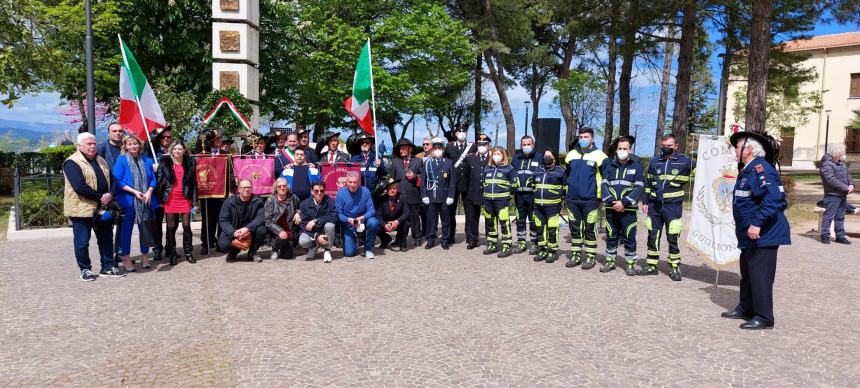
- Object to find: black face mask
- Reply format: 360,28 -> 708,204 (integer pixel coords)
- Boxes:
544,158 -> 554,167
660,147 -> 674,157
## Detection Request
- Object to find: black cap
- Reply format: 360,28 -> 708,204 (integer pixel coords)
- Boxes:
476,134 -> 491,144
729,131 -> 779,165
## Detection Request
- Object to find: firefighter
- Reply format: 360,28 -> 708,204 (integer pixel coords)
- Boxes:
564,127 -> 609,269
511,136 -> 542,254
481,146 -> 518,258
601,136 -> 644,275
532,148 -> 565,263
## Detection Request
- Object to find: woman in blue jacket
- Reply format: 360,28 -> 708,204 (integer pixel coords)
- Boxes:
112,134 -> 159,271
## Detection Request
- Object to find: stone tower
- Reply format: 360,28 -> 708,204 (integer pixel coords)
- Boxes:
211,0 -> 260,132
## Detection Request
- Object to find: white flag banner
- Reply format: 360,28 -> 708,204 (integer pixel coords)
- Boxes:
686,135 -> 741,268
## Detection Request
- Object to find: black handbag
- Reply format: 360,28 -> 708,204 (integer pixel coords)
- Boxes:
93,202 -> 122,230
138,220 -> 155,247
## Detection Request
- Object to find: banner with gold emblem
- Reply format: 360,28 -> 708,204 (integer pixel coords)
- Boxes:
320,162 -> 360,199
195,156 -> 229,199
233,156 -> 275,196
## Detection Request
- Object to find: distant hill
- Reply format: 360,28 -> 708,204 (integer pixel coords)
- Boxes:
0,119 -> 76,151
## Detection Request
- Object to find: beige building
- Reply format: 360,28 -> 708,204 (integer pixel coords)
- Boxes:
725,31 -> 860,169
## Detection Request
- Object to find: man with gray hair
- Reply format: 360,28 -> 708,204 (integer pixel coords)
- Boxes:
64,132 -> 125,281
335,171 -> 381,258
819,143 -> 854,244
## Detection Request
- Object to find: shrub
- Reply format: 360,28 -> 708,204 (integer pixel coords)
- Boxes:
18,188 -> 65,228
40,145 -> 77,173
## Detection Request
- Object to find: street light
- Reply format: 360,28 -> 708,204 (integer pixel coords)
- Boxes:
825,110 -> 832,156
85,0 -> 95,133
524,101 -> 530,137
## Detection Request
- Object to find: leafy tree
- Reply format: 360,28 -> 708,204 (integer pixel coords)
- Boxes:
201,88 -> 252,138
0,0 -> 63,106
731,84 -> 822,141
552,70 -> 606,147
849,109 -> 860,130
153,79 -> 199,142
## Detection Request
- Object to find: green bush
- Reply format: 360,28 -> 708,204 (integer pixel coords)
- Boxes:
18,188 -> 65,228
41,145 -> 77,173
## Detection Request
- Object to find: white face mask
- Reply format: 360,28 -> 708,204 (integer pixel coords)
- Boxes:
492,154 -> 503,164
433,149 -> 444,158
456,132 -> 466,141
477,145 -> 488,155
522,146 -> 533,155
616,150 -> 630,160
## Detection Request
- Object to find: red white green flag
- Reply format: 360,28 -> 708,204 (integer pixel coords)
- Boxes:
118,35 -> 166,140
343,40 -> 375,136
201,97 -> 252,131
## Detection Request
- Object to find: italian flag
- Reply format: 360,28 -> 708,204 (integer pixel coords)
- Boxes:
343,39 -> 375,136
118,35 -> 166,140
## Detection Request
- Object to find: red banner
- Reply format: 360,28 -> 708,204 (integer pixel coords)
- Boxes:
233,156 -> 275,196
195,156 -> 229,199
320,162 -> 360,199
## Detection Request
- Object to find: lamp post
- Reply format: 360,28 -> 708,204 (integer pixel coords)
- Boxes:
825,110 -> 832,156
524,101 -> 529,137
85,0 -> 95,133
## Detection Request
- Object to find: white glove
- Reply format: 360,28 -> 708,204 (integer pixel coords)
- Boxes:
422,197 -> 430,205
446,197 -> 454,206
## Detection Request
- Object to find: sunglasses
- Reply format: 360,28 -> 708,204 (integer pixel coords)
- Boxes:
422,143 -> 431,146
276,184 -> 288,188
312,189 -> 325,193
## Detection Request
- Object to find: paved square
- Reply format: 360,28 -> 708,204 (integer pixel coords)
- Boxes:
1,217 -> 858,386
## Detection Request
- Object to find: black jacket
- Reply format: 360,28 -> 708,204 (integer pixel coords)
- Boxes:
156,155 -> 198,204
463,153 -> 490,204
390,156 -> 423,204
299,195 -> 338,235
444,141 -> 475,193
376,194 -> 410,224
218,194 -> 266,237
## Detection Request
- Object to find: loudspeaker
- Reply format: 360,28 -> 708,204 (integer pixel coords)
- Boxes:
535,118 -> 561,154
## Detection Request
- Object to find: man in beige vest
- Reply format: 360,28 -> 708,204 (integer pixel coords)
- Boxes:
64,132 -> 125,281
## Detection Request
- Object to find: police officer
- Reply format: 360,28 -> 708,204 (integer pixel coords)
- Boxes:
421,138 -> 456,250
721,131 -> 790,330
511,136 -> 543,254
564,127 -> 609,269
462,134 -> 491,249
444,126 -> 474,244
350,133 -> 387,192
601,136 -> 644,275
640,134 -> 695,281
481,146 -> 518,257
532,148 -> 565,263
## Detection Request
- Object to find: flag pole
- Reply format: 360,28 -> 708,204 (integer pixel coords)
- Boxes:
367,38 -> 379,156
119,34 -> 158,158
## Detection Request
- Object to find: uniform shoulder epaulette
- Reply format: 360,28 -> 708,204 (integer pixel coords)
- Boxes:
754,164 -> 764,174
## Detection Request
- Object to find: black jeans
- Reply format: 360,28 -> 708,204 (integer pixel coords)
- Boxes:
151,207 -> 164,254
217,225 -> 268,256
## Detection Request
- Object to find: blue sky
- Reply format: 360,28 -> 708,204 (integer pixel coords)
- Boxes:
2,17 -> 857,154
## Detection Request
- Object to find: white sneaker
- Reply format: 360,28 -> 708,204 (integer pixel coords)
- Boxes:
365,251 -> 375,259
323,250 -> 332,263
272,251 -> 279,260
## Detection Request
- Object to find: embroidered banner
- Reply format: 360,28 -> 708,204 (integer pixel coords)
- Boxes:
685,135 -> 741,268
233,156 -> 274,196
320,162 -> 360,198
195,156 -> 229,199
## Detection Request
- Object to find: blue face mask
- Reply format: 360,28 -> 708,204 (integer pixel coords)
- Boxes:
579,139 -> 591,149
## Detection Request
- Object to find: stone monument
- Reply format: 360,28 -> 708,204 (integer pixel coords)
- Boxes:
211,0 -> 260,131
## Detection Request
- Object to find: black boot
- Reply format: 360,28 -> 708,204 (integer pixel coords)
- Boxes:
183,230 -> 196,264
165,227 -> 178,266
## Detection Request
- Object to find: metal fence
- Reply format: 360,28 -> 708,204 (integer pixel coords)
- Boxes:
14,171 -> 67,230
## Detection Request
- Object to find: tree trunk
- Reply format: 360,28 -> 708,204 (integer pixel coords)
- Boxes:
656,25 -> 675,145
474,52 -> 483,137
670,0 -> 697,154
603,35 -> 618,153
557,37 -> 576,148
618,0 -> 638,138
485,50 -> 516,154
745,0 -> 773,134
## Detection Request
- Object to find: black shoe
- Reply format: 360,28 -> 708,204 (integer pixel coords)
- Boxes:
399,243 -> 408,252
599,263 -> 615,273
425,241 -> 435,249
740,318 -> 774,330
497,246 -> 512,258
467,242 -> 478,250
835,237 -> 852,245
636,265 -> 658,276
533,250 -> 545,262
545,251 -> 558,263
821,237 -> 830,244
442,243 -> 450,250
514,241 -> 526,254
185,252 -> 196,264
625,263 -> 636,276
152,251 -> 162,261
483,244 -> 498,255
565,258 -> 582,268
226,252 -> 237,261
379,241 -> 391,250
80,269 -> 97,282
200,246 -> 210,255
99,267 -> 126,278
721,309 -> 750,320
528,245 -> 538,256
669,267 -> 682,281
582,258 -> 595,270
169,255 -> 177,266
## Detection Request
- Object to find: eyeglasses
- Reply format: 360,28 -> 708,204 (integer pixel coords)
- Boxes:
312,189 -> 325,193
276,185 -> 288,188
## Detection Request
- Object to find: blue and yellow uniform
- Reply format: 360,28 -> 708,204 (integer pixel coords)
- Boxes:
564,145 -> 609,267
731,155 -> 790,326
642,152 -> 695,275
511,149 -> 543,253
601,155 -> 644,270
420,156 -> 456,247
531,164 -> 566,262
481,163 -> 518,256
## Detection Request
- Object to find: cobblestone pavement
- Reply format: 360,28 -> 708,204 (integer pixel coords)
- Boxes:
1,215 -> 859,387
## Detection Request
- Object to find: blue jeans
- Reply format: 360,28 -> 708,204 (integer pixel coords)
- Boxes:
119,206 -> 151,256
341,216 -> 381,257
71,217 -> 115,272
821,195 -> 847,239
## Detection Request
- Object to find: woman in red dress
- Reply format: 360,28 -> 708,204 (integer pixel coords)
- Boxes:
157,140 -> 198,266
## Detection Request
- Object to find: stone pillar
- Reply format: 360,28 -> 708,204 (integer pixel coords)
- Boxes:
212,0 -> 260,132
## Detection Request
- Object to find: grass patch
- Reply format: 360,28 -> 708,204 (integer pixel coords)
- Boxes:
785,201 -> 819,225
0,196 -> 12,241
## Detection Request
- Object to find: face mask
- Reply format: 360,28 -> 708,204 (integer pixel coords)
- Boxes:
579,139 -> 591,149
544,158 -> 554,167
616,150 -> 629,160
660,146 -> 674,157
456,133 -> 466,141
361,145 -> 371,152
522,146 -> 533,155
492,154 -> 503,164
477,145 -> 488,154
433,149 -> 444,158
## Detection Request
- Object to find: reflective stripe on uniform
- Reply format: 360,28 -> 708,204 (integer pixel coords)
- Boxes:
734,190 -> 751,197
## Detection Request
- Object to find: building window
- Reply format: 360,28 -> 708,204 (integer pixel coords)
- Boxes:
852,73 -> 860,98
847,128 -> 860,154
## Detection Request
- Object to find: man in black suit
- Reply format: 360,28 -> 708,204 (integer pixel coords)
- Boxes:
390,138 -> 423,247
376,178 -> 411,251
319,131 -> 351,164
443,126 -> 474,244
461,134 -> 491,249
